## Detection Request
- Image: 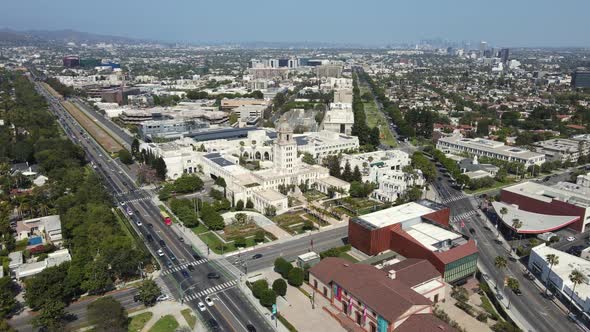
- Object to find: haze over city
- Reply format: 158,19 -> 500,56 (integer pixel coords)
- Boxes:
2,0 -> 590,47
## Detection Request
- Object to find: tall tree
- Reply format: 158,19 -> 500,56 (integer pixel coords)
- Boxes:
342,161 -> 352,181
352,165 -> 363,182
88,296 -> 128,332
137,279 -> 161,307
154,157 -> 167,180
131,138 -> 140,156
567,269 -> 587,315
494,256 -> 508,292
32,300 -> 66,332
545,254 -> 559,295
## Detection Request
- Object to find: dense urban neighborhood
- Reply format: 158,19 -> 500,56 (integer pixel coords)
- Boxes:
1,8 -> 590,332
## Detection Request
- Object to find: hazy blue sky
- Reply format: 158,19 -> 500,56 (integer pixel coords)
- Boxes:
3,0 -> 589,47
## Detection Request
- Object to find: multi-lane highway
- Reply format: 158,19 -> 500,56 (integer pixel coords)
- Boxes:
32,78 -> 273,332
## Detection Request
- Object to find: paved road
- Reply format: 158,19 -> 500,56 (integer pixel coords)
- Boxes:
10,287 -> 140,331
227,226 -> 348,273
432,172 -> 581,332
72,97 -> 135,146
32,79 -> 273,332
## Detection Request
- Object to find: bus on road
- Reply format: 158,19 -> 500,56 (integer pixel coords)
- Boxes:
161,210 -> 172,226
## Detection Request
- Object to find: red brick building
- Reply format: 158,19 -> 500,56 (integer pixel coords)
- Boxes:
348,200 -> 478,283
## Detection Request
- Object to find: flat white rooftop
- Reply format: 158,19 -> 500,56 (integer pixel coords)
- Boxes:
503,181 -> 590,207
532,244 -> 590,297
492,201 -> 579,234
406,223 -> 462,251
356,202 -> 436,229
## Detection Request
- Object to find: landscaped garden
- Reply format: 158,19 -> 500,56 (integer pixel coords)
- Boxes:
273,211 -> 318,235
197,213 -> 275,254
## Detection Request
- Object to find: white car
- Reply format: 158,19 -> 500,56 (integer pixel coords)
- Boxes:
567,236 -> 576,242
136,220 -> 143,226
157,249 -> 165,257
156,294 -> 170,302
205,296 -> 214,307
198,302 -> 207,312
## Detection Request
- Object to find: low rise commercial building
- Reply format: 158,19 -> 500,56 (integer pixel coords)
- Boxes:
348,200 -> 478,283
529,244 -> 590,320
322,103 -> 354,135
139,119 -> 209,141
500,181 -> 590,232
532,138 -> 590,163
220,98 -> 268,111
309,257 -> 455,332
436,135 -> 546,166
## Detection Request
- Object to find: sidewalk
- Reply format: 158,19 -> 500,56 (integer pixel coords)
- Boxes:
129,301 -> 202,332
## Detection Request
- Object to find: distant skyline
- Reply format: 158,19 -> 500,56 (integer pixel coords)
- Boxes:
2,0 -> 590,47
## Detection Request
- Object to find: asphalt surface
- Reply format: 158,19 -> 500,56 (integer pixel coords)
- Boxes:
72,97 -> 135,146
431,170 -> 581,332
10,288 -> 140,331
227,226 -> 348,273
31,79 -> 273,332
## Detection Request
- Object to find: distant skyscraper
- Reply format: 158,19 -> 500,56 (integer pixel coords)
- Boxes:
278,58 -> 289,67
572,68 -> 590,89
499,48 -> 510,63
479,41 -> 488,56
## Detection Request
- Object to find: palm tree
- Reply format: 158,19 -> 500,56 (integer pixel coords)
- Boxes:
567,269 -> 588,315
494,256 -> 508,293
545,254 -> 559,295
506,277 -> 520,309
498,206 -> 508,238
511,218 -> 523,250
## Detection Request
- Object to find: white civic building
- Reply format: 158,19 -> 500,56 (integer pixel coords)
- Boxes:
321,102 -> 355,136
437,135 -> 546,166
142,123 -> 351,214
340,150 -> 425,202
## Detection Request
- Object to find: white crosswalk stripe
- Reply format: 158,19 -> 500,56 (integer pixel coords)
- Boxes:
183,280 -> 238,301
161,258 -> 209,276
451,210 -> 477,223
441,195 -> 467,204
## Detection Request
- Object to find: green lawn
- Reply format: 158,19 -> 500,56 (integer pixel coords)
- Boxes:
303,190 -> 327,201
181,309 -> 197,329
191,222 -> 209,235
359,84 -> 397,147
148,315 -> 179,332
198,231 -> 264,254
273,212 -> 315,234
128,312 -> 153,332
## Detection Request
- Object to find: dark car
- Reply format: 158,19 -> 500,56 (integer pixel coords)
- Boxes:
512,288 -> 522,296
246,324 -> 256,332
166,261 -> 173,269
192,253 -> 200,260
187,264 -> 195,272
133,294 -> 140,302
146,222 -> 153,228
208,319 -> 220,331
170,254 -> 176,261
207,272 -> 221,279
469,228 -> 476,234
181,270 -> 190,278
252,253 -> 263,259
178,237 -> 185,243
159,240 -> 166,247
146,234 -> 153,242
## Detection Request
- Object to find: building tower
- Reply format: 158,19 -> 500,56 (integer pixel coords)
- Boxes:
273,122 -> 297,174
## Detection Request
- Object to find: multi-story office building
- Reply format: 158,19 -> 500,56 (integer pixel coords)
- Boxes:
572,68 -> 590,89
499,48 -> 510,63
63,55 -> 80,68
532,138 -> 590,163
139,119 -> 209,140
436,135 -> 546,166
